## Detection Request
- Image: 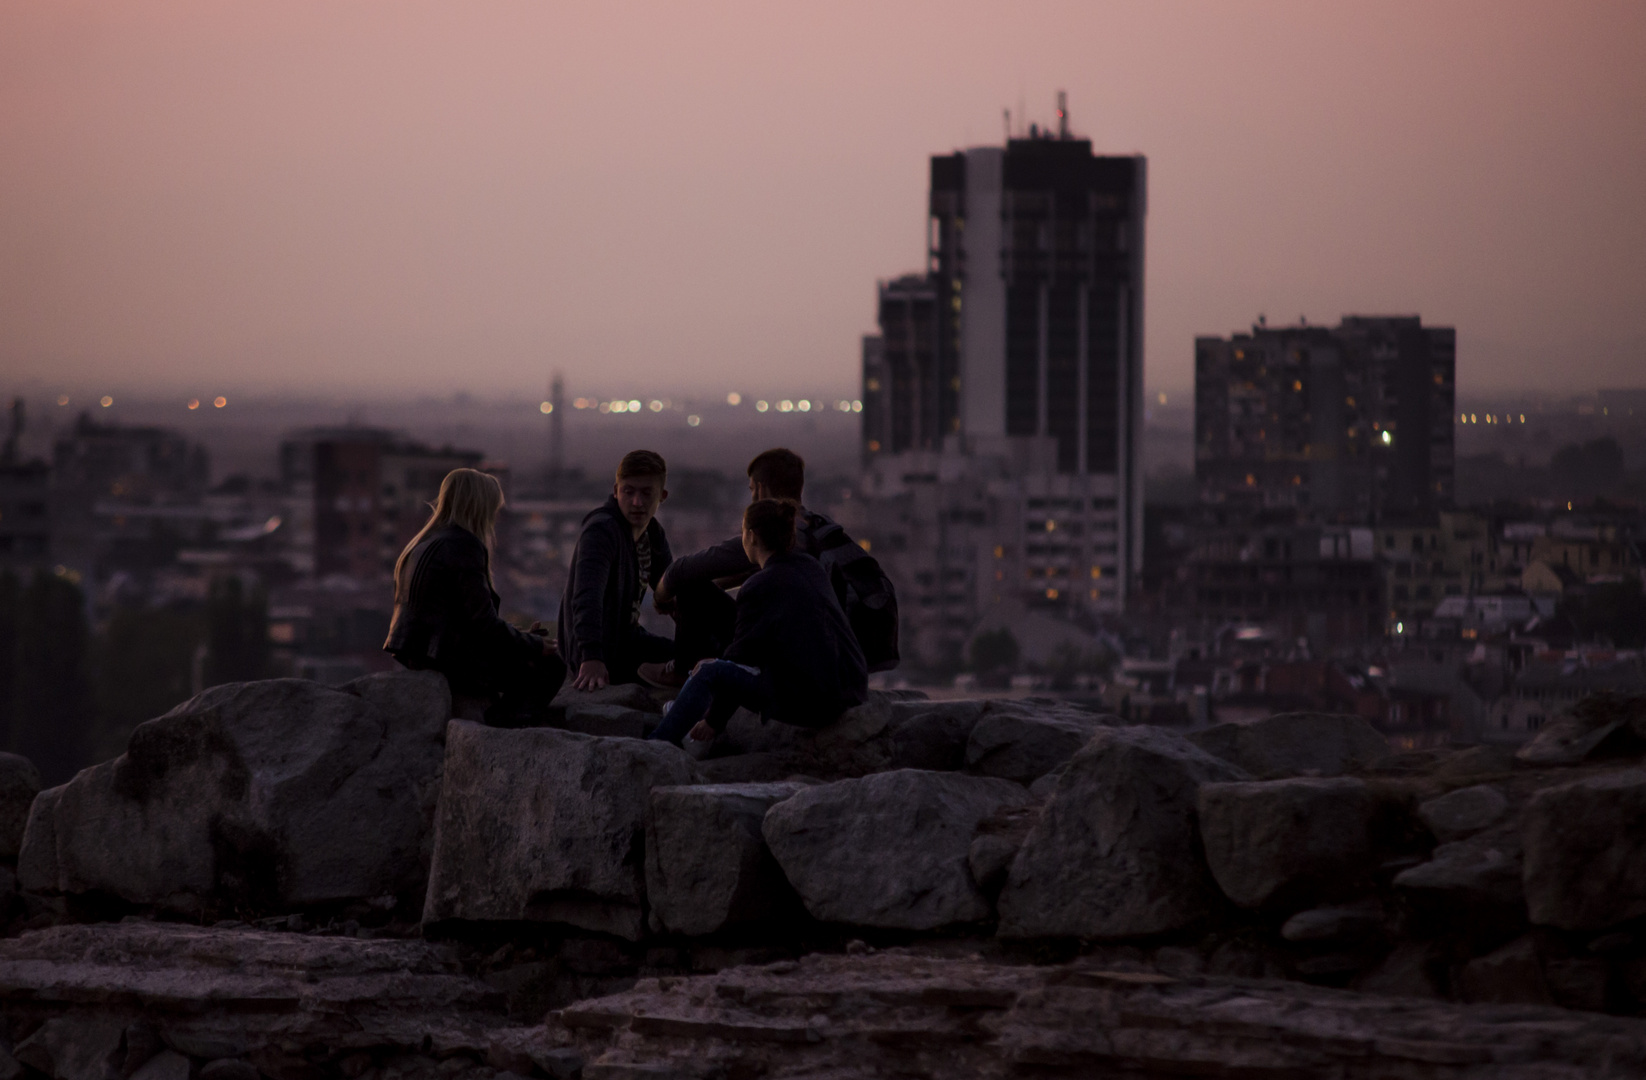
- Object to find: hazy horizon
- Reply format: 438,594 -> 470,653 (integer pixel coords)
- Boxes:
3,1 -> 1643,401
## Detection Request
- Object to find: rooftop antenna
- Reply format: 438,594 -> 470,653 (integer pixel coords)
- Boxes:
548,370 -> 565,493
1003,108 -> 1011,143
1056,90 -> 1069,139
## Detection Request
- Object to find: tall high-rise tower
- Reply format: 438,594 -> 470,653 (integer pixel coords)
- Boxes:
854,111 -> 1147,640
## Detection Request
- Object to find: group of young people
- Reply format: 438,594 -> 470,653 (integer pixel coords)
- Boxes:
382,448 -> 883,747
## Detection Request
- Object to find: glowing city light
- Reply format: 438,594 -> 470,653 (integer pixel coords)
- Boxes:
648,400 -> 663,413
837,400 -> 851,412
627,400 -> 641,412
187,399 -> 200,410
727,392 -> 742,406
756,401 -> 769,412
797,400 -> 811,412
539,401 -> 553,414
851,400 -> 862,412
1381,430 -> 1392,445
1157,392 -> 1168,405
686,415 -> 701,427
778,400 -> 794,412
100,396 -> 113,408
56,395 -> 69,406
214,396 -> 227,408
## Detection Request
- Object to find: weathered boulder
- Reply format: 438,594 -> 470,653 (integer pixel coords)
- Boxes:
1419,784 -> 1509,844
556,703 -> 649,739
964,700 -> 1115,785
997,726 -> 1247,939
1458,935 -> 1551,1005
1516,693 -> 1646,767
551,682 -> 662,716
1280,901 -> 1385,944
886,699 -> 990,771
1199,778 -> 1382,911
1522,767 -> 1646,931
967,802 -> 1043,897
644,782 -> 807,936
0,752 -> 42,858
1394,833 -> 1525,913
17,672 -> 450,915
423,722 -> 695,940
1189,712 -> 1392,779
762,770 -> 1030,930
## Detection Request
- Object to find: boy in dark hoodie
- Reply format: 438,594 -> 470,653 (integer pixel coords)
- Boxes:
557,450 -> 674,690
647,499 -> 867,746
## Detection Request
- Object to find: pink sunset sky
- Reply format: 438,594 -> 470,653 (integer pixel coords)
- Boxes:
1,1 -> 1642,400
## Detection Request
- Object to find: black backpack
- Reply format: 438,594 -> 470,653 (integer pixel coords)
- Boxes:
805,513 -> 900,673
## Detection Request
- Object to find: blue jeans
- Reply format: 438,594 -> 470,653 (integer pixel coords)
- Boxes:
647,660 -> 773,746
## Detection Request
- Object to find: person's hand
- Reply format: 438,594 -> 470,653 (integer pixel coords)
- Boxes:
689,720 -> 715,742
573,660 -> 609,690
691,658 -> 713,676
541,637 -> 559,657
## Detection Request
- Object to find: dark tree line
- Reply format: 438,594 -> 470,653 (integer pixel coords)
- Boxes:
0,570 -> 270,784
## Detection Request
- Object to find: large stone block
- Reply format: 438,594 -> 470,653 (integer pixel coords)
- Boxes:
0,753 -> 42,859
16,672 -> 450,915
1523,767 -> 1646,931
645,782 -> 807,936
762,770 -> 1030,930
965,701 -> 1115,785
997,726 -> 1247,939
1418,784 -> 1508,844
423,721 -> 695,940
1189,712 -> 1392,779
1198,777 -> 1381,911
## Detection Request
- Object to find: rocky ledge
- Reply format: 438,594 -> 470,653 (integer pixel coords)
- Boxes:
5,675 -> 1646,1077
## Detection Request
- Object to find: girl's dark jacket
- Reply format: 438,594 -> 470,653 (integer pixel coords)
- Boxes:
556,496 -> 673,670
724,549 -> 868,726
383,524 -> 541,670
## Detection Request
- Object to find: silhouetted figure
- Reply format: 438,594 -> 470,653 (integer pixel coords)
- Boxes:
645,447 -> 893,688
558,450 -> 674,690
649,499 -> 867,747
385,468 -> 563,726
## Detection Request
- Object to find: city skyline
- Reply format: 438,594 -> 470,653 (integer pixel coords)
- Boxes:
2,2 -> 1644,400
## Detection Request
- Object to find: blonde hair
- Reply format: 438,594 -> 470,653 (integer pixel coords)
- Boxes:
394,468 -> 504,598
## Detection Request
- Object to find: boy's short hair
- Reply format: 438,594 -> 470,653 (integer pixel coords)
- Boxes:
746,448 -> 804,501
616,449 -> 667,483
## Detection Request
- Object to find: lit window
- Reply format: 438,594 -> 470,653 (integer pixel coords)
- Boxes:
993,545 -> 1004,558
1090,566 -> 1102,579
867,439 -> 881,452
866,379 -> 881,392
1245,474 -> 1256,486
1292,380 -> 1302,391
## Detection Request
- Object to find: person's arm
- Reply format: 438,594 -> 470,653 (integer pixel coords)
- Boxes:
448,542 -> 545,664
657,535 -> 753,602
722,574 -> 782,670
568,521 -> 618,688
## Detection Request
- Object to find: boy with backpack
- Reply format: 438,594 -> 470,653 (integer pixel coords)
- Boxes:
641,448 -> 897,690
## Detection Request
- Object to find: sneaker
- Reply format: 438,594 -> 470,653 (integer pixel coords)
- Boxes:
638,660 -> 687,691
